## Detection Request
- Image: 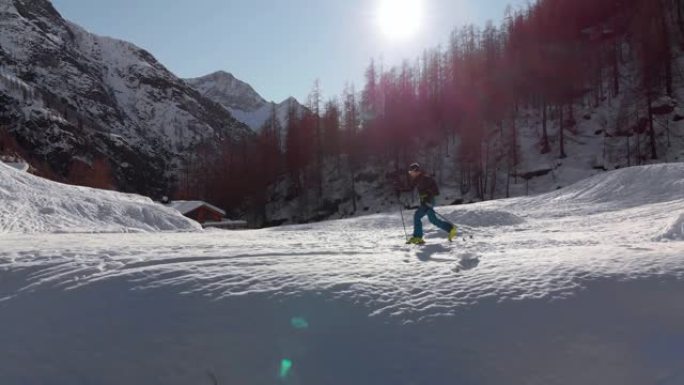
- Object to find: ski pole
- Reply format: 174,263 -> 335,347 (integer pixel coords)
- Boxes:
433,210 -> 454,227
398,198 -> 409,241
422,201 -> 451,225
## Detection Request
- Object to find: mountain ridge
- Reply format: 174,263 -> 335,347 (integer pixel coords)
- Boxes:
0,0 -> 252,196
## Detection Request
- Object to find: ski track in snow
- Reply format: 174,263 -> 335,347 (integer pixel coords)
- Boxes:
2,194 -> 682,322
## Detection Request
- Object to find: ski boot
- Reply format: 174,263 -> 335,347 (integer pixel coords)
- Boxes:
406,236 -> 425,245
448,225 -> 457,242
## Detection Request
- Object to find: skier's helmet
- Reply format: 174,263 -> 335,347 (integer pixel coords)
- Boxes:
408,162 -> 421,172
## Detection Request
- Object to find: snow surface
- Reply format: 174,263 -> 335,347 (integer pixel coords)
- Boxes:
0,162 -> 200,233
0,163 -> 683,384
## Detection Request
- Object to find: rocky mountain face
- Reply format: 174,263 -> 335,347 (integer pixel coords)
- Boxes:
0,0 -> 252,197
186,71 -> 305,132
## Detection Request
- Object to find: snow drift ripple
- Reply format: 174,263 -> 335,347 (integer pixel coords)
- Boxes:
0,162 -> 201,234
444,209 -> 524,227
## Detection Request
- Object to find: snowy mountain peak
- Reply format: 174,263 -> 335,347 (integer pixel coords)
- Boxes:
185,71 -> 306,131
202,70 -> 237,82
185,71 -> 267,112
281,95 -> 300,105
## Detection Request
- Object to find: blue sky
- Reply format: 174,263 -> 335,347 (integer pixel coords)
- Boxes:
51,0 -> 523,104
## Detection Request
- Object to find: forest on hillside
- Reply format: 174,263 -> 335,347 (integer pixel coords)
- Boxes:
179,0 -> 683,222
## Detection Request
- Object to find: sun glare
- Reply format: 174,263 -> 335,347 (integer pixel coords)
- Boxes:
377,0 -> 423,40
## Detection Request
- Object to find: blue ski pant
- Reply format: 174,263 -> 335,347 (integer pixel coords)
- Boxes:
413,198 -> 452,238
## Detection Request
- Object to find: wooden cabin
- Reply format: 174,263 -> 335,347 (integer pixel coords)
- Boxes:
167,200 -> 225,224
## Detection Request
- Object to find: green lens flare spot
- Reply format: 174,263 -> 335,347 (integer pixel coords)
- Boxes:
290,317 -> 309,330
279,359 -> 293,379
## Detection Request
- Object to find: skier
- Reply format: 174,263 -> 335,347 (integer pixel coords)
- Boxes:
395,163 -> 456,245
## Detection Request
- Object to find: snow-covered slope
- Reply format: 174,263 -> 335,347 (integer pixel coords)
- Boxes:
508,162 -> 684,213
0,0 -> 251,195
0,164 -> 682,384
0,161 -> 200,233
186,71 -> 305,131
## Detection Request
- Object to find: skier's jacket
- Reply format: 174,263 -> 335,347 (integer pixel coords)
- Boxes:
396,173 -> 440,204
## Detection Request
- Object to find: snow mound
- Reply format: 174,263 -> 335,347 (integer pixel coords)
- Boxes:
0,162 -> 201,234
445,208 -> 525,227
513,163 -> 684,211
656,214 -> 684,241
3,161 -> 29,172
454,252 -> 481,272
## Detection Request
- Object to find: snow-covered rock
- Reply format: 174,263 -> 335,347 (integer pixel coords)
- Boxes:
0,161 -> 200,233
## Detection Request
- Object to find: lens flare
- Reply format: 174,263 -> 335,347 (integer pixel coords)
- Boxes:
377,0 -> 423,40
279,359 -> 293,379
290,317 -> 309,330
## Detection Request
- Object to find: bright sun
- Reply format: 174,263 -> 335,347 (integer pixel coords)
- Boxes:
377,0 -> 423,40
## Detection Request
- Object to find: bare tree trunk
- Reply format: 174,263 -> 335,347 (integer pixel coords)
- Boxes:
602,132 -> 607,168
569,100 -> 574,123
678,0 -> 684,35
666,119 -> 671,147
559,105 -> 567,159
665,54 -> 673,97
541,100 -> 550,153
612,41 -> 620,96
480,140 -> 489,200
647,94 -> 658,159
599,72 -> 604,103
489,161 -> 497,200
444,122 -> 450,157
511,116 -> 518,183
505,161 -> 511,198
662,5 -> 674,96
626,135 -> 631,167
350,160 -> 357,214
636,130 -> 641,165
